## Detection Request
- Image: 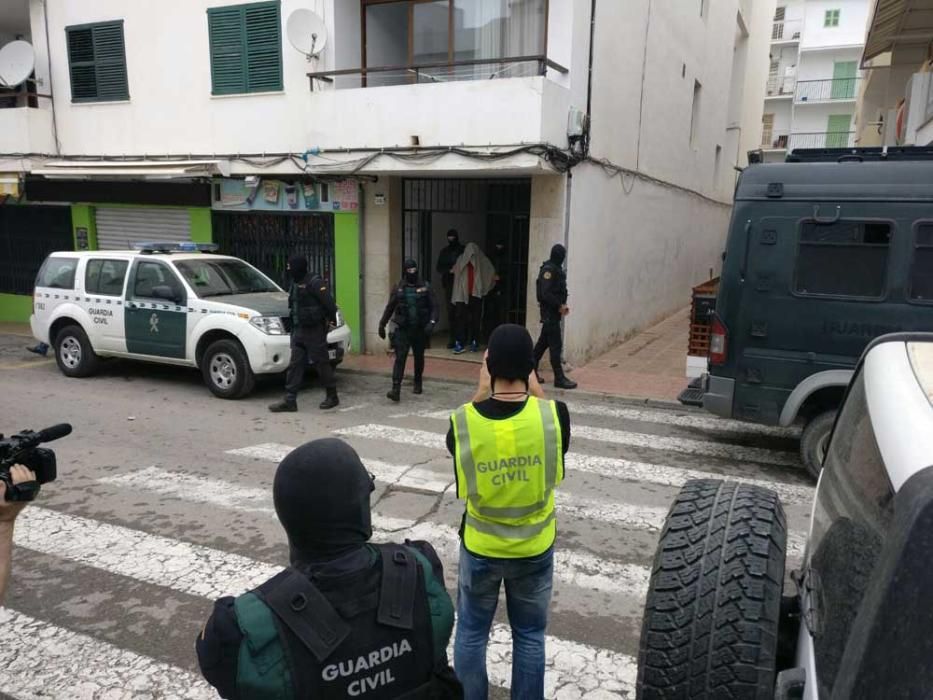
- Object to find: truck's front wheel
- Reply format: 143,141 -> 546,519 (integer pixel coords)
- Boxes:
201,339 -> 255,399
637,479 -> 787,699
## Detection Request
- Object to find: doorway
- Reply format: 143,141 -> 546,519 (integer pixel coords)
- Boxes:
401,178 -> 531,342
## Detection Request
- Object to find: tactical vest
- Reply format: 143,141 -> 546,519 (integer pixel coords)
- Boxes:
451,397 -> 564,558
234,544 -> 435,699
392,283 -> 432,329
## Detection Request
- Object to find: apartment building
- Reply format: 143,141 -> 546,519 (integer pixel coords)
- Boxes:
854,0 -> 933,148
0,0 -> 773,363
760,0 -> 871,160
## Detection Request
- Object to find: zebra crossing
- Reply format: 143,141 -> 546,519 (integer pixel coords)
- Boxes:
0,397 -> 814,700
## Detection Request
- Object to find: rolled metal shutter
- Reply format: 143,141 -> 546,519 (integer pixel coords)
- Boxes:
95,207 -> 191,250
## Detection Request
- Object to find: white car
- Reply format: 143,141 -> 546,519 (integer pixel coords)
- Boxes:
637,333 -> 933,699
29,245 -> 351,399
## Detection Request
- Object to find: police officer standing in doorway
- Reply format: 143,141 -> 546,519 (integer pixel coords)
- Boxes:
269,255 -> 340,412
435,229 -> 465,349
196,438 -> 462,699
533,244 -> 578,390
379,259 -> 437,402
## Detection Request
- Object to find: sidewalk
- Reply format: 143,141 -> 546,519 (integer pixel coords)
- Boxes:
346,307 -> 691,403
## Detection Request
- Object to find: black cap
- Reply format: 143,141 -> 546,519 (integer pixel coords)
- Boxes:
549,244 -> 566,266
404,258 -> 418,271
273,438 -> 374,562
486,324 -> 535,383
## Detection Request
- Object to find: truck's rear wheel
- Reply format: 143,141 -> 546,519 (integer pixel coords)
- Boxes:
201,339 -> 255,399
637,479 -> 787,700
800,410 -> 836,480
54,324 -> 100,378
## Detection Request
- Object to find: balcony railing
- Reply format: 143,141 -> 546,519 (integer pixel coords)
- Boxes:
795,78 -> 861,103
772,19 -> 803,42
0,80 -> 47,109
308,55 -> 568,90
760,131 -> 856,150
766,75 -> 796,97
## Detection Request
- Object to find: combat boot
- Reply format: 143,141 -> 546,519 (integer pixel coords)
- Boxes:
387,383 -> 401,402
319,387 -> 340,410
554,375 -> 578,390
413,378 -> 423,395
269,398 -> 297,413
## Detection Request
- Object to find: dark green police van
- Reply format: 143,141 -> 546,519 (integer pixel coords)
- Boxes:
702,148 -> 933,478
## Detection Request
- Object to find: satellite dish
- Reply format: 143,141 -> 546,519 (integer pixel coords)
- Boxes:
287,9 -> 327,59
0,40 -> 35,88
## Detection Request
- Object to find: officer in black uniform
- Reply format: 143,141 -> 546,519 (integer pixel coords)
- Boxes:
533,244 -> 578,390
196,438 -> 461,699
379,259 -> 437,402
483,237 -> 509,341
435,230 -> 465,349
269,255 -> 340,412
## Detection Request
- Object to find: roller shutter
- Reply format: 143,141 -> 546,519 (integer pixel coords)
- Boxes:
95,207 -> 191,250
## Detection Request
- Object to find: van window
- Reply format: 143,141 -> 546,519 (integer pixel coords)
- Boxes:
909,224 -> 933,302
36,257 -> 78,290
795,220 -> 891,298
810,371 -> 894,695
85,259 -> 129,297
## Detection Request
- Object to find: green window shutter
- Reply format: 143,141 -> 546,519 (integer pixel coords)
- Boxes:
66,21 -> 128,102
92,23 -> 129,101
245,3 -> 282,92
208,2 -> 281,95
208,6 -> 247,95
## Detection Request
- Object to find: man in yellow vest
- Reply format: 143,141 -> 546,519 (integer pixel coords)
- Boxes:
446,324 -> 571,699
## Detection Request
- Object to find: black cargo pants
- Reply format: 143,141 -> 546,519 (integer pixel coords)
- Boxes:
285,324 -> 336,400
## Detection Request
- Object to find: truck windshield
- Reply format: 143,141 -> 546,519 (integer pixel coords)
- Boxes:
174,259 -> 279,299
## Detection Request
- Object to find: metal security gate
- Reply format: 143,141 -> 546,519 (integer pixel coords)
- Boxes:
96,207 -> 191,250
0,204 -> 73,295
212,212 -> 335,290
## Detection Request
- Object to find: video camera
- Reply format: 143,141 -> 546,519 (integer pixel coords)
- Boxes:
0,424 -> 70,502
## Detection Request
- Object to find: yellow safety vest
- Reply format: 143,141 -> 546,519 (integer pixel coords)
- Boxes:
451,396 -> 564,558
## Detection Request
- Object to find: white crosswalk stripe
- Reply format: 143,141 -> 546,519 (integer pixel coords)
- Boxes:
395,406 -> 800,440
0,608 -> 216,700
10,506 -> 638,698
331,424 -> 814,505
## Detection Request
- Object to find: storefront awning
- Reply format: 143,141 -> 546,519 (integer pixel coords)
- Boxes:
863,0 -> 933,67
31,159 -> 232,180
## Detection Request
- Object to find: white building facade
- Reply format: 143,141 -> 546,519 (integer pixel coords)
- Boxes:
760,0 -> 871,161
0,0 -> 773,364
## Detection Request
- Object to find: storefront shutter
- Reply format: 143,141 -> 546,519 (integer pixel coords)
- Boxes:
95,207 -> 191,250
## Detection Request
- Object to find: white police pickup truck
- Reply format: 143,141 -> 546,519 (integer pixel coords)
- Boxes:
29,244 -> 351,399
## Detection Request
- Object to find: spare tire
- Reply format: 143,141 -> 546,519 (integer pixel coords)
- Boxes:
637,479 -> 787,700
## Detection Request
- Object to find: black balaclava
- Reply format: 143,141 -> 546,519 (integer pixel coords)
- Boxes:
273,438 -> 374,563
486,324 -> 535,394
549,244 -> 566,267
403,258 -> 419,285
447,229 -> 460,247
288,255 -> 309,282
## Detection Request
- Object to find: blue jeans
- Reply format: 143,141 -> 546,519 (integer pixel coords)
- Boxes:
454,545 -> 554,700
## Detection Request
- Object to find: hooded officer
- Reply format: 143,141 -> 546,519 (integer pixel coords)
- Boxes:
379,259 -> 438,402
435,230 -> 465,349
196,438 -> 460,699
270,255 -> 340,412
533,244 -> 577,390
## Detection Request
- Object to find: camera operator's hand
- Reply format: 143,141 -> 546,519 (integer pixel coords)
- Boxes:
0,464 -> 36,522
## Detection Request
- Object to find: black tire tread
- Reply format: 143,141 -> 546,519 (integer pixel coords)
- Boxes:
799,410 -> 836,481
637,479 -> 787,700
54,324 -> 100,378
201,339 -> 255,399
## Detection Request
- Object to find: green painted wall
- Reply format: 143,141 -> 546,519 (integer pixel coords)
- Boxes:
334,212 -> 361,352
0,293 -> 34,324
189,208 -> 212,243
71,204 -> 97,250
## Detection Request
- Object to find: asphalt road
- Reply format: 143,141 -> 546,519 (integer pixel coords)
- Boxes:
0,332 -> 815,699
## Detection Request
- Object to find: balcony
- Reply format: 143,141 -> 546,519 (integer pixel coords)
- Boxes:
303,0 -> 571,154
761,131 -> 856,150
0,83 -> 55,155
795,78 -> 861,103
766,75 -> 796,98
771,19 -> 803,43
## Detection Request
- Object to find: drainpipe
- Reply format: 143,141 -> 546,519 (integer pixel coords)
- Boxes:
584,0 -> 597,155
42,0 -> 61,155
